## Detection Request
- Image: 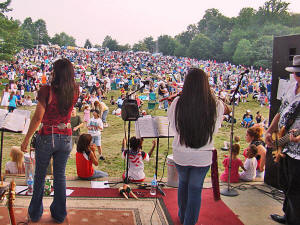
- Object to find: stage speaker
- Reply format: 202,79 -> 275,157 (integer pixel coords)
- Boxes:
121,99 -> 139,121
265,34 -> 300,189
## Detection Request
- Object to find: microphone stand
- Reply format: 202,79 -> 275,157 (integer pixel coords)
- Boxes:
221,70 -> 248,197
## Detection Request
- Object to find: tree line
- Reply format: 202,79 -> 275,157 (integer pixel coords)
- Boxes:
1,0 -> 300,69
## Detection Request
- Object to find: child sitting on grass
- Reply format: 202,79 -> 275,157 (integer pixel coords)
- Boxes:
121,137 -> 156,182
239,144 -> 258,181
5,146 -> 25,174
220,144 -> 246,183
76,134 -> 108,180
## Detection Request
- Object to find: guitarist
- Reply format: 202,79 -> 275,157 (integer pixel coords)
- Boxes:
265,55 -> 300,225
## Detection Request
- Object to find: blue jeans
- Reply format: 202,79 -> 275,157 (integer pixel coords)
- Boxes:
28,134 -> 72,223
102,110 -> 108,123
79,170 -> 108,180
175,164 -> 210,225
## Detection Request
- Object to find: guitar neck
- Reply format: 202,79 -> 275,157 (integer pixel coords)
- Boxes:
7,181 -> 16,225
278,130 -> 300,147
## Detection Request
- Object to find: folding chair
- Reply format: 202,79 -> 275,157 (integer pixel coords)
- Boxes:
147,92 -> 158,113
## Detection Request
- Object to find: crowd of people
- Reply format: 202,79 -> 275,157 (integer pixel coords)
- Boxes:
2,45 -> 298,225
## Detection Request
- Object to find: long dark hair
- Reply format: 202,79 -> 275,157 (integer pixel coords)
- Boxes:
77,134 -> 92,154
51,58 -> 77,116
175,68 -> 217,148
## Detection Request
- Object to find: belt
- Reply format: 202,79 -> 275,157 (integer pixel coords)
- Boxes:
39,122 -> 71,148
40,123 -> 71,130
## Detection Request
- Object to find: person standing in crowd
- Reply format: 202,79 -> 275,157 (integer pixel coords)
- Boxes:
87,109 -> 105,160
265,55 -> 300,225
168,68 -> 228,225
70,107 -> 84,149
8,91 -> 17,112
21,58 -> 79,223
0,84 -> 10,108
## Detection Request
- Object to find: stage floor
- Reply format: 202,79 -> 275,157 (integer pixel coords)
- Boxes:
2,176 -> 283,225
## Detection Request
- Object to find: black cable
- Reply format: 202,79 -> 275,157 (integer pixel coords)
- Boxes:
219,182 -> 284,203
122,121 -> 127,172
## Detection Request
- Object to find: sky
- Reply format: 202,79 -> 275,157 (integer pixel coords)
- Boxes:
6,0 -> 300,47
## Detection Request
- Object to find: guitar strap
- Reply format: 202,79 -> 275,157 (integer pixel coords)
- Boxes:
283,100 -> 300,131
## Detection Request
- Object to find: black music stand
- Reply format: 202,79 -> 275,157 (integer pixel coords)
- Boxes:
135,116 -> 174,196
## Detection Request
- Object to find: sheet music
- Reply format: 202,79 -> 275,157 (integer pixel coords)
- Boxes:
155,116 -> 175,137
135,116 -> 174,138
135,116 -> 158,138
0,109 -> 30,132
0,109 -> 8,128
91,181 -> 110,188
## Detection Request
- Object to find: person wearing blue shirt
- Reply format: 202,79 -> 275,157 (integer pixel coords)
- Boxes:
8,92 -> 17,112
116,94 -> 125,108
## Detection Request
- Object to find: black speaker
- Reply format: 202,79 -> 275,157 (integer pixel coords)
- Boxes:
265,34 -> 300,189
121,99 -> 139,121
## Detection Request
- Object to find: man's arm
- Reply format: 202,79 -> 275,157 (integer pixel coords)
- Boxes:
265,113 -> 280,148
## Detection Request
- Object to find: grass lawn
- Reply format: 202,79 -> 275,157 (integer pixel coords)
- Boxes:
0,90 -> 270,180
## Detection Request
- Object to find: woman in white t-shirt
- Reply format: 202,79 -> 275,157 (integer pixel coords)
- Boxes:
168,68 -> 228,225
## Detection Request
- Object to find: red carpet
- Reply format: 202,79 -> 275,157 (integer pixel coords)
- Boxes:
69,187 -> 244,225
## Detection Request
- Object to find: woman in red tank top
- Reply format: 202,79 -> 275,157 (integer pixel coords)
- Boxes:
21,58 -> 78,223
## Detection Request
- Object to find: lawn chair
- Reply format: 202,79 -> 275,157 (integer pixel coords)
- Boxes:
147,92 -> 158,113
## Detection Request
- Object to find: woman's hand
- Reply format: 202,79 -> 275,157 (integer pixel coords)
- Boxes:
90,144 -> 97,152
21,138 -> 29,153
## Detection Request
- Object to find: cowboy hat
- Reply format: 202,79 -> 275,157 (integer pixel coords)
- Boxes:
285,55 -> 300,73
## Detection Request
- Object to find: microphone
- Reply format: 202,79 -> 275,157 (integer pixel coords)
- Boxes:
241,69 -> 249,75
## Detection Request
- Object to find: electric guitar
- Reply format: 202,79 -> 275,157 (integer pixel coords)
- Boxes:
6,180 -> 16,225
271,127 -> 300,163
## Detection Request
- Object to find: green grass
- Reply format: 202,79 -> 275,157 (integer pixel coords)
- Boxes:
1,90 -> 270,180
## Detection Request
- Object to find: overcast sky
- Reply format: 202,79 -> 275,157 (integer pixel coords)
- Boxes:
6,0 -> 300,47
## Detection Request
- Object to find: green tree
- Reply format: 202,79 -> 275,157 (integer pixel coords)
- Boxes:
51,32 -> 76,47
118,43 -> 131,51
222,28 -> 248,60
288,13 -> 300,27
197,8 -> 234,61
232,39 -> 254,66
157,35 -> 177,56
84,39 -> 92,49
187,34 -> 213,60
0,0 -> 12,16
0,17 -> 20,60
174,42 -> 186,57
18,29 -> 34,49
132,41 -> 148,52
93,44 -> 102,49
257,0 -> 290,24
252,35 -> 273,69
32,19 -> 49,45
235,7 -> 257,29
175,24 -> 198,48
102,35 -> 119,51
143,36 -> 155,53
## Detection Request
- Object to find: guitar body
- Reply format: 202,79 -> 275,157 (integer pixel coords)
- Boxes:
271,127 -> 300,163
272,126 -> 286,163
